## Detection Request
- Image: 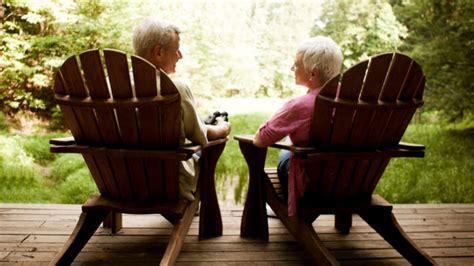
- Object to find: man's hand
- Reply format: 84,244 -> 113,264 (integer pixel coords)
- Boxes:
207,121 -> 231,140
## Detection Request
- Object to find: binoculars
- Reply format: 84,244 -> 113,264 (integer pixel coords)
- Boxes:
204,111 -> 229,125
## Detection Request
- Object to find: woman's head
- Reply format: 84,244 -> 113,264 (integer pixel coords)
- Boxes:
293,36 -> 342,88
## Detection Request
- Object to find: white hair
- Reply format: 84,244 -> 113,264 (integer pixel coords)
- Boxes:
297,36 -> 343,84
132,18 -> 181,58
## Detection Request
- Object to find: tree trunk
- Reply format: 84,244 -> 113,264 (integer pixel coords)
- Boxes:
0,0 -> 4,25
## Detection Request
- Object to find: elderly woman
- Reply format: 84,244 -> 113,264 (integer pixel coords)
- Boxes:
132,18 -> 231,201
253,36 -> 343,216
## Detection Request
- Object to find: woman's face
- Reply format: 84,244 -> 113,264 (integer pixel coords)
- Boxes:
291,52 -> 311,87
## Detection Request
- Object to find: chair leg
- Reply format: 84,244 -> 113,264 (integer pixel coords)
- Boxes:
199,142 -> 225,240
160,199 -> 199,266
280,215 -> 339,265
238,141 -> 268,240
103,211 -> 122,233
359,207 -> 436,265
50,210 -> 109,265
264,183 -> 338,265
335,212 -> 352,234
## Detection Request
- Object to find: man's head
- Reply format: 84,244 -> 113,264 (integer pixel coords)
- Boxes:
133,18 -> 183,74
292,36 -> 342,89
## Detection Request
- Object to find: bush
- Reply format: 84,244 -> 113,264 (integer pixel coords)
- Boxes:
50,153 -> 87,183
13,133 -> 64,165
57,168 -> 98,204
376,123 -> 474,203
0,135 -> 55,202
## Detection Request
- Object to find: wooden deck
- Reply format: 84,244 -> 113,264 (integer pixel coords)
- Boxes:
1,203 -> 473,265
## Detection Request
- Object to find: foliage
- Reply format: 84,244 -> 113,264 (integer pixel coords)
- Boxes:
376,123 -> 474,203
57,168 -> 97,204
1,113 -> 472,205
1,0 -> 131,120
12,133 -> 62,165
134,0 -> 321,99
50,153 -> 86,183
311,0 -> 407,69
1,0 -> 321,122
215,112 -> 279,203
0,135 -> 55,202
391,0 -> 474,120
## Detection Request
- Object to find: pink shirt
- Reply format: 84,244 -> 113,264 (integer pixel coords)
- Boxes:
257,88 -> 320,216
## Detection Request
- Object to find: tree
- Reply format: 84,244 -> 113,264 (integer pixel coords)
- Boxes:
392,0 -> 474,120
311,0 -> 407,69
0,0 -> 130,119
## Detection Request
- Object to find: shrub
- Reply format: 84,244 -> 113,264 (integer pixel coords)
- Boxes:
57,168 -> 98,204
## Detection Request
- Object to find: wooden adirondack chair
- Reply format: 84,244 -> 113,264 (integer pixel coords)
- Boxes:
235,53 -> 436,265
49,49 -> 226,265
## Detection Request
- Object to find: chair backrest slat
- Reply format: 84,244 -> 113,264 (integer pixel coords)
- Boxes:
54,49 -> 182,201
82,154 -> 109,196
305,52 -> 424,203
60,56 -> 87,97
145,158 -> 165,200
104,49 -> 133,98
109,157 -> 134,200
79,49 -> 109,98
309,77 -> 339,146
360,54 -> 392,102
380,53 -> 412,102
132,55 -> 158,97
126,158 -> 149,200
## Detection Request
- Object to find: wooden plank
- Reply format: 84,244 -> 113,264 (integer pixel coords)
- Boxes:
125,158 -> 149,201
379,53 -> 412,102
131,55 -> 157,97
309,77 -> 339,146
360,53 -> 393,102
103,49 -> 132,98
1,204 -> 474,264
79,49 -> 109,98
108,157 -> 133,200
145,158 -> 164,200
59,56 -> 87,97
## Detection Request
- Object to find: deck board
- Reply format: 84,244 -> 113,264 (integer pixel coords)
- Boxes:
0,203 -> 473,265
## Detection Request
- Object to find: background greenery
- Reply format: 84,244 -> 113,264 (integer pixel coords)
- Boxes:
0,112 -> 473,204
1,0 -> 473,121
0,0 -> 472,204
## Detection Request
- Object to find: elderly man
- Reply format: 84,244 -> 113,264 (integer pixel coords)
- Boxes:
132,18 -> 231,201
253,36 -> 343,216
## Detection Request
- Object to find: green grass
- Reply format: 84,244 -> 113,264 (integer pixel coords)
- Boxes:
376,124 -> 474,203
0,113 -> 472,205
215,112 -> 280,203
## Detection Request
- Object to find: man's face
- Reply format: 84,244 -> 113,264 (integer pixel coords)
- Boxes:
291,52 -> 311,87
158,32 -> 183,74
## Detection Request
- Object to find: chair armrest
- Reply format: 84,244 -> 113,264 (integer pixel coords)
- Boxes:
50,136 -> 76,145
234,134 -> 317,154
178,137 -> 228,155
233,134 -> 254,144
398,142 -> 425,151
205,137 -> 229,147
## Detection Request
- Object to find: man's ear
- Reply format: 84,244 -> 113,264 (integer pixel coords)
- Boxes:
152,44 -> 162,58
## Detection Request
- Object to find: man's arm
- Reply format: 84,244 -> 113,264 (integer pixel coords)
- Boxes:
207,121 -> 231,140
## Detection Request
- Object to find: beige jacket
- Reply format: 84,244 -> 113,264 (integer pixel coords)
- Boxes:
172,80 -> 208,201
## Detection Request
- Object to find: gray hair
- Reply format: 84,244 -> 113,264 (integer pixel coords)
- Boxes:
132,18 -> 181,58
297,36 -> 343,84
